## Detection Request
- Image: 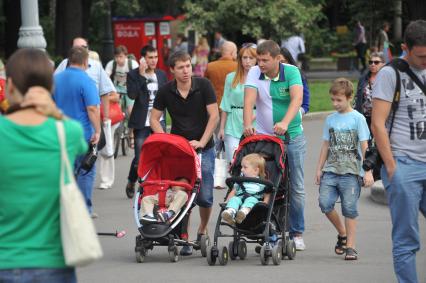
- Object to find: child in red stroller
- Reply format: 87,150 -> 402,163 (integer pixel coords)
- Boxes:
133,133 -> 208,262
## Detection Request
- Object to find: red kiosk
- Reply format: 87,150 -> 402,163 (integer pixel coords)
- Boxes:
113,16 -> 174,75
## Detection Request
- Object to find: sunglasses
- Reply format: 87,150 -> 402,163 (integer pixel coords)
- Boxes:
242,43 -> 257,49
368,60 -> 382,65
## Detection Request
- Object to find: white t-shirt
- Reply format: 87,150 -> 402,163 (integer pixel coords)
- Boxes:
105,58 -> 138,94
372,65 -> 426,162
144,72 -> 164,126
281,35 -> 305,61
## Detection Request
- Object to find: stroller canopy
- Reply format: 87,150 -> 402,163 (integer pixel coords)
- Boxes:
137,133 -> 201,187
230,135 -> 286,185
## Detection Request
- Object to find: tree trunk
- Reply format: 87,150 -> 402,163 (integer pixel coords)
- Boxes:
55,0 -> 83,58
4,0 -> 21,58
101,0 -> 114,66
82,0 -> 92,39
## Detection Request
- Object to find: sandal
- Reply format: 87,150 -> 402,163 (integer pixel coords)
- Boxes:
335,235 -> 347,255
345,247 -> 358,260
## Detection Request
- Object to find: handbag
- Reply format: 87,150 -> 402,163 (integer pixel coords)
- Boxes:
100,101 -> 124,125
214,140 -> 228,189
56,121 -> 103,266
99,119 -> 114,158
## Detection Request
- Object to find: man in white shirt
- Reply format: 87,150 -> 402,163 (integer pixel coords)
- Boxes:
281,35 -> 305,68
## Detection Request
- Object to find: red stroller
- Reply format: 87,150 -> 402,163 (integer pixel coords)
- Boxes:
133,133 -> 208,262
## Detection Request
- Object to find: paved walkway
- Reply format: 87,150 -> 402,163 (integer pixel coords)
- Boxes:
78,118 -> 426,283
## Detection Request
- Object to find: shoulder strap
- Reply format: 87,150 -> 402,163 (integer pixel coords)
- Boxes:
56,121 -> 76,186
386,59 -> 402,136
405,63 -> 426,95
110,60 -> 117,81
127,56 -> 132,71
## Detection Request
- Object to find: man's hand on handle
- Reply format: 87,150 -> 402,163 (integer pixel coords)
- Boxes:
189,140 -> 205,150
243,125 -> 256,137
273,121 -> 288,136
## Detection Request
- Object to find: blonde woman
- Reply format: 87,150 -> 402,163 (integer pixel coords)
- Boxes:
219,43 -> 257,163
193,37 -> 210,77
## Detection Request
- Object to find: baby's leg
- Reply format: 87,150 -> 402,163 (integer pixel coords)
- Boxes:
226,196 -> 243,211
221,196 -> 242,225
168,190 -> 189,213
241,196 -> 259,210
235,196 -> 258,223
140,195 -> 158,216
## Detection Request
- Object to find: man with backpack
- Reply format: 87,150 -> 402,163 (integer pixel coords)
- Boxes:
372,20 -> 426,283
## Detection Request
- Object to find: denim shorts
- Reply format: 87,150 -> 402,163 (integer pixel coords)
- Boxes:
318,172 -> 361,219
196,147 -> 215,208
0,268 -> 76,283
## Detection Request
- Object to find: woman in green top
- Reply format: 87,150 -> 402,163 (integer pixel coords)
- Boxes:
0,49 -> 87,283
219,44 -> 257,163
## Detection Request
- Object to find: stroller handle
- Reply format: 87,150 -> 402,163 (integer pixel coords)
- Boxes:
142,180 -> 193,191
226,176 -> 274,190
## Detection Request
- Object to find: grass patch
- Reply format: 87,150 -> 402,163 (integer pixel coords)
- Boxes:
308,80 -> 358,113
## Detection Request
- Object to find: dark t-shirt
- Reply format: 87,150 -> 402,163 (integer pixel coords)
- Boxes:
154,77 -> 217,149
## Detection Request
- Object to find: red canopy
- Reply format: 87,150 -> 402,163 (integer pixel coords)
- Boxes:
137,133 -> 201,187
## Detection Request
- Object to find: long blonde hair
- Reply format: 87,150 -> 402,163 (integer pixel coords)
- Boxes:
231,46 -> 257,88
198,37 -> 210,50
242,153 -> 266,179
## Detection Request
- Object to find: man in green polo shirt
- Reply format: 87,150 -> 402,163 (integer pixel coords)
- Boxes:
243,40 -> 307,250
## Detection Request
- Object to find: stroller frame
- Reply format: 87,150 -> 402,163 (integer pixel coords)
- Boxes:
132,133 -> 209,263
206,135 -> 296,266
133,179 -> 208,263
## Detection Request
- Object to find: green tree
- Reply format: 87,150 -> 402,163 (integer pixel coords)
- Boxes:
347,0 -> 397,45
183,0 -> 322,42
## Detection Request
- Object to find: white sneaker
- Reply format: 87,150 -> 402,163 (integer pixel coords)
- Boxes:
294,236 -> 306,251
235,207 -> 250,224
221,208 -> 236,225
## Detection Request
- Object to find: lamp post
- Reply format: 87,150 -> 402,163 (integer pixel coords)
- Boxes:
17,0 -> 47,50
102,0 -> 114,66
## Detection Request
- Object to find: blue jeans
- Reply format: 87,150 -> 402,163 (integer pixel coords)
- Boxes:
381,156 -> 426,283
0,268 -> 76,283
319,172 -> 361,219
286,133 -> 306,236
128,122 -> 166,183
74,155 -> 96,214
196,147 -> 215,208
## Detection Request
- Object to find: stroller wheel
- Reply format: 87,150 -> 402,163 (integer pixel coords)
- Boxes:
238,241 -> 247,260
286,239 -> 296,260
135,248 -> 146,263
218,245 -> 229,266
200,234 -> 209,257
260,244 -> 270,265
228,241 -> 237,260
272,241 -> 282,265
169,246 -> 179,262
206,245 -> 217,266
